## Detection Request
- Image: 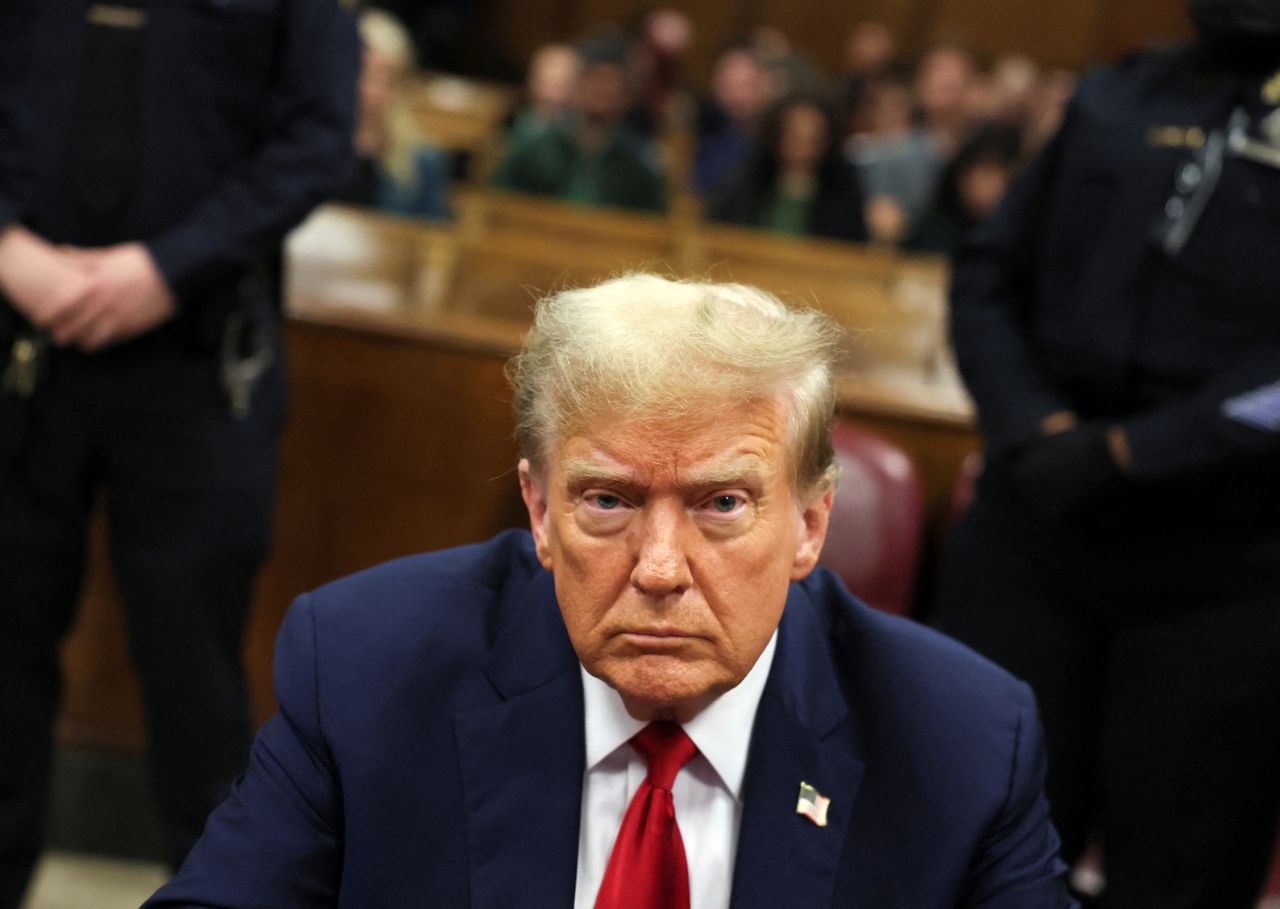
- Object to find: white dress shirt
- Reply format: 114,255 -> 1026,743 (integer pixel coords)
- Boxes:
573,633 -> 778,909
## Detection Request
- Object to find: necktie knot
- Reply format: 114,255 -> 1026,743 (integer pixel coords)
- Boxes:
631,722 -> 697,791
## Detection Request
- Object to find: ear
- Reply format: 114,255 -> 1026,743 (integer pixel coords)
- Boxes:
518,459 -> 555,571
790,486 -> 833,580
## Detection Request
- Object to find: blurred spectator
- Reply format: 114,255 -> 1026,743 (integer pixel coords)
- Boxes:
708,94 -> 866,241
988,54 -> 1041,124
694,42 -> 772,194
508,43 -> 583,144
335,9 -> 451,219
751,26 -> 830,99
840,21 -> 899,127
626,7 -> 696,136
490,32 -> 666,212
915,43 -> 980,155
848,67 -> 944,243
908,123 -> 1022,254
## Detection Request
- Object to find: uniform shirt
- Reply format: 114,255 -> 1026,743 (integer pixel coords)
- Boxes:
0,0 -> 359,301
574,633 -> 778,909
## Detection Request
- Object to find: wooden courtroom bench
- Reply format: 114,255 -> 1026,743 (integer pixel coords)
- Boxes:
445,190 -> 685,322
455,188 -> 677,254
679,222 -> 952,380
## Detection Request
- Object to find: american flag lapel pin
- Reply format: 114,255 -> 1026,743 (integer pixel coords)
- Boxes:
796,781 -> 830,827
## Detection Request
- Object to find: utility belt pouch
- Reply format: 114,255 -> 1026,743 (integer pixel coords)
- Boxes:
177,257 -> 281,355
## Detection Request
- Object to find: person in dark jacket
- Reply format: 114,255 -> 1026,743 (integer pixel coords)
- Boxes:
0,2 -> 359,905
938,2 -> 1280,905
707,93 -> 868,242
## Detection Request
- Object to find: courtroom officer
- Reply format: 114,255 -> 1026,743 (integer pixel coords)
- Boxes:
0,1 -> 359,905
939,1 -> 1280,906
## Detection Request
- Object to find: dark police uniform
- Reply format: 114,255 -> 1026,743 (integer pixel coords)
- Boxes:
940,45 -> 1280,908
0,1 -> 358,904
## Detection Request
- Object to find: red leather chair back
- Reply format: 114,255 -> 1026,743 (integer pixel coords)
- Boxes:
817,421 -> 925,616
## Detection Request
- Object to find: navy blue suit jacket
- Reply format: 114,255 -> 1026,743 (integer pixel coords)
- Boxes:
147,530 -> 1073,907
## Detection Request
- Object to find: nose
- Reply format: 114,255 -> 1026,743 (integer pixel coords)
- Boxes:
631,503 -> 693,597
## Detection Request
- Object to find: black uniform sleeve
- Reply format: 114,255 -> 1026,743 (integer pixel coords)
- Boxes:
146,0 -> 359,297
0,98 -> 22,230
1122,348 -> 1280,480
947,121 -> 1075,459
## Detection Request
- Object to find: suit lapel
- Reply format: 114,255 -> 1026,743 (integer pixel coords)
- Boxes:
730,584 -> 865,909
454,571 -> 585,909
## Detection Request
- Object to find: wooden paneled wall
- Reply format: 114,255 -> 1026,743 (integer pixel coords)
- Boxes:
488,0 -> 1193,84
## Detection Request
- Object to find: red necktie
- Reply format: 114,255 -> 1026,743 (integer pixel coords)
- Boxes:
594,722 -> 699,909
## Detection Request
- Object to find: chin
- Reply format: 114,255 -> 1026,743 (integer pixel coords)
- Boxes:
601,655 -> 736,720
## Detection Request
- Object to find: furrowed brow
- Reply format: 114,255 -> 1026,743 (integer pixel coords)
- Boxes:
560,458 -> 635,490
682,456 -> 774,490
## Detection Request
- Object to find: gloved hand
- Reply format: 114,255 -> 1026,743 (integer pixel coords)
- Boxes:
1007,423 -> 1127,520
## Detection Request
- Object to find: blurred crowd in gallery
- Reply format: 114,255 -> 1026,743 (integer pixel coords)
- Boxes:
338,6 -> 1087,254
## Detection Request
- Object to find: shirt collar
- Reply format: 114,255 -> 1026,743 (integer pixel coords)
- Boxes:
580,631 -> 778,800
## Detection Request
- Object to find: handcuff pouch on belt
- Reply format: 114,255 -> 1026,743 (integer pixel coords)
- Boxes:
214,269 -> 277,421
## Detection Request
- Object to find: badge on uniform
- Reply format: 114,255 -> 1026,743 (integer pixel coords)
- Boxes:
86,3 -> 148,28
1146,126 -> 1205,149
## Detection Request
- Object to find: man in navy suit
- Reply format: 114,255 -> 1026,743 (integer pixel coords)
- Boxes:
146,274 -> 1073,908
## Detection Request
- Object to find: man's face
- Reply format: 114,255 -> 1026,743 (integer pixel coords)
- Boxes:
713,51 -> 768,125
575,63 -> 629,125
519,397 -> 832,721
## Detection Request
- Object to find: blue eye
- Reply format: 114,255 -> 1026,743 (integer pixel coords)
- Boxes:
593,494 -> 622,510
711,495 -> 740,513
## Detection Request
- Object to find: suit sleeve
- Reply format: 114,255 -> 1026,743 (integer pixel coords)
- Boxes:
143,594 -> 343,908
948,121 -> 1076,459
146,0 -> 359,299
962,683 -> 1077,909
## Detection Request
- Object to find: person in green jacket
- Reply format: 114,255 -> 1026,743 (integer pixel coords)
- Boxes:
491,33 -> 666,213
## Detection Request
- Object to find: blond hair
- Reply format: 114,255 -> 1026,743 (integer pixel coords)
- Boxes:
360,9 -> 429,188
507,274 -> 843,495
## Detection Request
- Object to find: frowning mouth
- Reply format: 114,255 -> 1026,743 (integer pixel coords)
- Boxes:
618,629 -> 701,648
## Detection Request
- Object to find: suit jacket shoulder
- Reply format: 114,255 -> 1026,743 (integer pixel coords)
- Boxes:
148,530 -> 582,909
149,539 -> 1070,908
754,569 -> 1072,908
